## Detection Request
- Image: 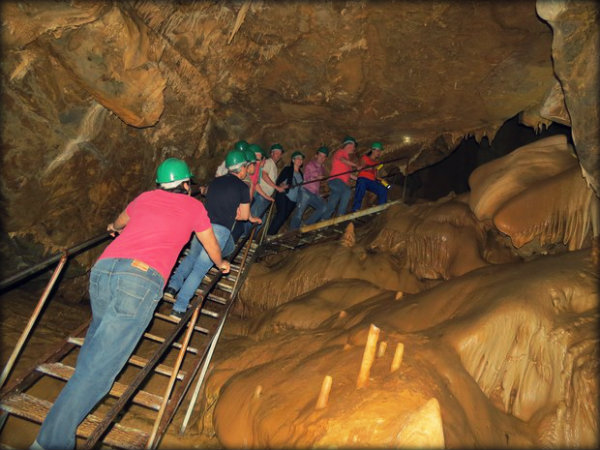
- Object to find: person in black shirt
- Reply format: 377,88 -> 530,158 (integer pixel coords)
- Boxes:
164,149 -> 261,318
267,151 -> 305,235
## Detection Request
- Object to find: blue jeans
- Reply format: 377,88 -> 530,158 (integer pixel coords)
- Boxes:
241,193 -> 273,238
167,224 -> 234,313
351,177 -> 388,212
290,188 -> 327,230
322,178 -> 351,220
35,258 -> 163,450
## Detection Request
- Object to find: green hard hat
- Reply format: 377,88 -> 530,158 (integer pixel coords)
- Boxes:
249,143 -> 268,158
156,158 -> 193,184
225,149 -> 247,168
270,143 -> 284,152
234,140 -> 249,152
317,146 -> 329,156
243,149 -> 257,163
371,141 -> 383,150
291,151 -> 305,160
342,135 -> 357,145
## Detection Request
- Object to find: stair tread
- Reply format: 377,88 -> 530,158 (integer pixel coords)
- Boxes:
67,337 -> 186,380
0,392 -> 148,450
36,363 -> 163,411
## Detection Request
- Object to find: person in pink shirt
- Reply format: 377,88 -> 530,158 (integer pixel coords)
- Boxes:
247,143 -> 268,199
31,158 -> 230,450
290,146 -> 329,229
321,136 -> 361,219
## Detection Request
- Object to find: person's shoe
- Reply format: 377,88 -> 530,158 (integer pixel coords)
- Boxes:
163,287 -> 177,301
169,309 -> 185,321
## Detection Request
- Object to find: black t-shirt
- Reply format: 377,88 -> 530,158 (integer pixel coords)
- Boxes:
205,173 -> 251,229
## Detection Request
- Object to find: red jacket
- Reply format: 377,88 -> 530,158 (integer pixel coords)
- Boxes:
357,155 -> 379,180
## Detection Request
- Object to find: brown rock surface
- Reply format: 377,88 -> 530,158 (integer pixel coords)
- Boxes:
3,0 -> 598,269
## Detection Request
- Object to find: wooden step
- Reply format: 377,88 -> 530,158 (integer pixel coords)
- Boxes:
153,304 -> 219,328
152,313 -> 210,334
207,293 -> 228,305
215,281 -> 233,293
36,363 -> 162,411
0,393 -> 148,450
67,338 -> 186,380
142,332 -> 198,354
202,274 -> 236,287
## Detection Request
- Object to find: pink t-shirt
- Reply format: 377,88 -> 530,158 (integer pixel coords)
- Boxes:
251,162 -> 261,188
99,189 -> 212,284
330,148 -> 352,184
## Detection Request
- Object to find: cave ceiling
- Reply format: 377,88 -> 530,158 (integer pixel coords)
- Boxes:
0,0 -> 598,253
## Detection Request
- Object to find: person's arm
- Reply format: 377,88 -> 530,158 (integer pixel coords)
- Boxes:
340,156 -> 359,169
195,227 -> 231,274
263,171 -> 285,193
255,183 -> 275,202
190,184 -> 207,197
236,203 -> 251,221
107,210 -> 130,236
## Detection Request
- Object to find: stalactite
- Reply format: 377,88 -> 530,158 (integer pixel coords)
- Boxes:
494,167 -> 594,251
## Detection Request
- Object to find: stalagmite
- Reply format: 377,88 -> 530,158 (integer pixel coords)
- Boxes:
315,375 -> 333,410
356,324 -> 380,388
378,341 -> 387,357
253,385 -> 262,399
340,222 -> 356,247
394,397 -> 445,447
391,342 -> 404,372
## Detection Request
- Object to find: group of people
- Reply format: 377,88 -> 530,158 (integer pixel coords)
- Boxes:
217,136 -> 390,239
30,134 -> 390,450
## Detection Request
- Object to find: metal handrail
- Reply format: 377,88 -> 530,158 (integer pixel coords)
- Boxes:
0,253 -> 69,389
0,233 -> 111,292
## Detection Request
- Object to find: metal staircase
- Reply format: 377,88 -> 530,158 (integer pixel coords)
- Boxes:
0,232 -> 259,449
0,198 -> 399,449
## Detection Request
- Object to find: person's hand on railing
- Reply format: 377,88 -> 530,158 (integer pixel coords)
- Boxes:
219,260 -> 231,274
107,223 -> 122,238
249,215 -> 262,224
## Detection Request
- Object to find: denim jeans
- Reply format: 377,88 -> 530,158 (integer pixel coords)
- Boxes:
35,258 -> 163,450
351,177 -> 388,212
290,188 -> 327,230
167,224 -> 234,313
251,193 -> 272,222
241,192 -> 273,238
322,178 -> 351,220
